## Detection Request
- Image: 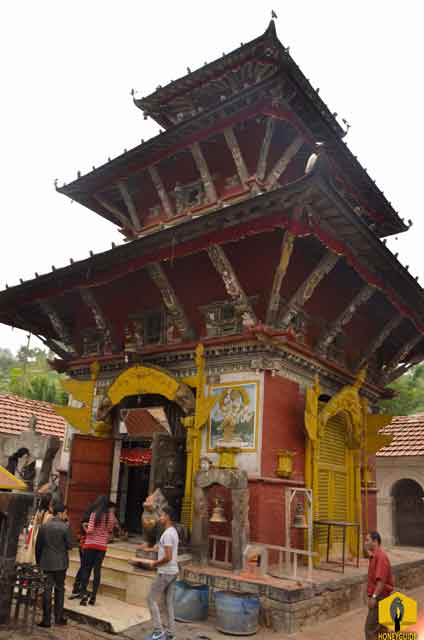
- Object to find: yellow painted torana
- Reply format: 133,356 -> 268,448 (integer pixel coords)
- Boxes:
54,361 -> 100,435
108,366 -> 179,406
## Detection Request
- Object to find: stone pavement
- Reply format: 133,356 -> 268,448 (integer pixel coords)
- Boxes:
1,584 -> 423,640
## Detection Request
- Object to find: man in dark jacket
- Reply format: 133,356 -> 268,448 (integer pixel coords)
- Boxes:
35,502 -> 73,628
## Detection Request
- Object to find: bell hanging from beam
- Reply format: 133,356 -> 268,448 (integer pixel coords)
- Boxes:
210,497 -> 227,523
293,501 -> 308,529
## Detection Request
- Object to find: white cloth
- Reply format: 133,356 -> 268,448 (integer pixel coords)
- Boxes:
157,526 -> 179,575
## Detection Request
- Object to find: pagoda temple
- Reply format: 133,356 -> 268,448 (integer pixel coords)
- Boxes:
0,21 -> 422,563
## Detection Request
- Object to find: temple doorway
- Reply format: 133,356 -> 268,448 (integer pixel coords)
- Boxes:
392,478 -> 424,547
117,395 -> 186,535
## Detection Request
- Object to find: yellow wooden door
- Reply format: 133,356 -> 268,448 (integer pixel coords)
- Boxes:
317,412 -> 348,552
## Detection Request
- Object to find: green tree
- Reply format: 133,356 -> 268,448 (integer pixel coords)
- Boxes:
380,364 -> 424,415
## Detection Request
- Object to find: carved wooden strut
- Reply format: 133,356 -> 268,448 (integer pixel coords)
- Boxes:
148,166 -> 174,218
145,263 -> 194,340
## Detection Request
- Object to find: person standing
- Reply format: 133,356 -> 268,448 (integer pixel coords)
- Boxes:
79,496 -> 119,606
69,496 -> 102,598
364,531 -> 394,640
146,506 -> 179,640
35,502 -> 72,628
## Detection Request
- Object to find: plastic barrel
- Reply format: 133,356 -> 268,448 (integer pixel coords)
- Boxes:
174,581 -> 209,622
214,591 -> 260,636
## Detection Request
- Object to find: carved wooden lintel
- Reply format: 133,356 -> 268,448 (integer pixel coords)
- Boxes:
117,180 -> 141,230
357,315 -> 403,370
39,301 -> 74,349
207,245 -> 257,328
190,142 -> 217,203
280,252 -> 339,328
93,193 -> 132,229
317,285 -> 375,353
266,230 -> 296,326
265,136 -> 304,190
382,333 -> 423,383
224,127 -> 249,186
148,166 -> 174,218
145,263 -> 194,340
256,117 -> 275,183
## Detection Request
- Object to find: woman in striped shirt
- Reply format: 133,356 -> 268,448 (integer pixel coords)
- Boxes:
79,496 -> 119,606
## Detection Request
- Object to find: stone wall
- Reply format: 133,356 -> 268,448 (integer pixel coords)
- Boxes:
181,558 -> 424,633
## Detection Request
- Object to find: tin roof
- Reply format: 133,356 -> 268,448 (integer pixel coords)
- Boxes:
0,394 -> 66,440
377,413 -> 424,456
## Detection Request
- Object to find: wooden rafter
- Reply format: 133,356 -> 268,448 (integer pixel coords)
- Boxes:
148,166 -> 174,218
266,230 -> 296,326
117,180 -> 141,231
207,245 -> 257,327
223,127 -> 249,186
93,193 -> 132,229
15,313 -> 72,360
39,301 -> 74,349
382,333 -> 423,383
356,315 -> 403,370
279,252 -> 340,328
265,136 -> 304,190
145,263 -> 194,340
317,284 -> 375,353
190,142 -> 217,203
256,117 -> 275,182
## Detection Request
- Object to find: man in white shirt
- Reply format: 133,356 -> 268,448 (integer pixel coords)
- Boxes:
146,505 -> 179,640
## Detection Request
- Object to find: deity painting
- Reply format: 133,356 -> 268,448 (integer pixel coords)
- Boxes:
208,382 -> 259,451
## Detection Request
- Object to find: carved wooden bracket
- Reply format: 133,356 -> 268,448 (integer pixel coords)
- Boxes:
145,263 -> 195,341
224,127 -> 249,186
256,117 -> 275,183
148,166 -> 174,219
356,315 -> 403,370
265,136 -> 304,190
382,332 -> 423,384
117,180 -> 141,231
207,245 -> 257,328
39,301 -> 74,349
317,285 -> 375,353
190,142 -> 217,203
266,230 -> 296,326
280,252 -> 340,328
93,193 -> 132,230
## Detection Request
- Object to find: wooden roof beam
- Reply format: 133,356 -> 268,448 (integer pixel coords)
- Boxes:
356,315 -> 403,370
382,332 -> 423,384
280,251 -> 340,328
38,301 -> 74,350
145,263 -> 194,340
317,284 -> 375,354
224,127 -> 249,186
148,166 -> 174,219
256,117 -> 275,182
190,142 -> 218,203
265,136 -> 304,190
207,244 -> 257,328
93,193 -> 133,230
117,180 -> 141,231
266,230 -> 296,326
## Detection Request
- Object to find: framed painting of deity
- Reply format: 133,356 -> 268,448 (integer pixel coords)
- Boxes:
207,381 -> 259,452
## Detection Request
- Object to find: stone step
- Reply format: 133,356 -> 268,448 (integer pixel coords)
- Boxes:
64,588 -> 151,634
69,552 -> 134,573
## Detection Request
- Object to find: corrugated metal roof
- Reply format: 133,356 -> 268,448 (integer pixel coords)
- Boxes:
0,394 -> 66,440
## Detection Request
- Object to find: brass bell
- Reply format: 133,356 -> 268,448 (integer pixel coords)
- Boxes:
209,497 -> 227,523
293,502 -> 308,529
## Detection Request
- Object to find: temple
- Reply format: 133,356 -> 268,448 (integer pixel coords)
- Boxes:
0,21 -> 423,571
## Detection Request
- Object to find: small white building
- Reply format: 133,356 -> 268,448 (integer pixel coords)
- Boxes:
376,413 -> 424,547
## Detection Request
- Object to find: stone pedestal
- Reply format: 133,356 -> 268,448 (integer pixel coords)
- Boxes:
0,491 -> 33,624
216,439 -> 242,469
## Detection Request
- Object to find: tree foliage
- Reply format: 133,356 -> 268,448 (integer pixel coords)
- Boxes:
0,345 -> 68,405
380,364 -> 424,416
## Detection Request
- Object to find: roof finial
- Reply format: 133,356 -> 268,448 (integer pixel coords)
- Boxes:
271,9 -> 278,19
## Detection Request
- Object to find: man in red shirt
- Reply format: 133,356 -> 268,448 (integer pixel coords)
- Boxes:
365,531 -> 394,639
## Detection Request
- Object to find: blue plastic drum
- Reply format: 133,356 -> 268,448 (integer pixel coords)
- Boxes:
214,591 -> 261,635
174,580 -> 209,622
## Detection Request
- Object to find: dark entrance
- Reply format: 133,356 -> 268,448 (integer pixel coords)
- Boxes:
392,478 -> 424,546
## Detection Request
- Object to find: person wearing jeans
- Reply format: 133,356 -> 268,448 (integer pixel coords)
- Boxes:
35,502 -> 72,628
146,506 -> 179,640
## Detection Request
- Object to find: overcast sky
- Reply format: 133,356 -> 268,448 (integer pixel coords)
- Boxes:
0,1 -> 423,353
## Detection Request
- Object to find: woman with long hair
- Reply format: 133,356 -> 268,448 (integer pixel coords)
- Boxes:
69,495 -> 103,598
78,496 -> 119,606
21,494 -> 53,564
